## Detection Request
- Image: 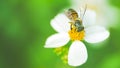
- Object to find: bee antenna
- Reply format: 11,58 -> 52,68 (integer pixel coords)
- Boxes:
79,8 -> 82,19
82,4 -> 87,20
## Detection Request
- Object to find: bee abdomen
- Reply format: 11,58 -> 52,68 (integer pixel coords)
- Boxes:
65,8 -> 78,20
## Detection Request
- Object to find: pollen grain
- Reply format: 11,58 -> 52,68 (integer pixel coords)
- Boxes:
68,28 -> 85,41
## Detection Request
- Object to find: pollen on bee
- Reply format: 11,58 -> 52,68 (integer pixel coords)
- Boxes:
68,28 -> 85,41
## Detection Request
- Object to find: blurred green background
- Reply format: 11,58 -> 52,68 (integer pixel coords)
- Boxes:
0,0 -> 120,68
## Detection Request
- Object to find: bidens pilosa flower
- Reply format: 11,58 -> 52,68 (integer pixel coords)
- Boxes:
44,8 -> 110,66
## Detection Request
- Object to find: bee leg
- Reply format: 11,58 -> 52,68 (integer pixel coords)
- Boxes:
75,27 -> 78,32
70,24 -> 72,30
69,22 -> 73,30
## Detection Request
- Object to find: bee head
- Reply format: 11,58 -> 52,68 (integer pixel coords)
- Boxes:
74,20 -> 84,32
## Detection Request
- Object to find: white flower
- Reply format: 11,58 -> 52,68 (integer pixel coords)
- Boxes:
44,9 -> 110,66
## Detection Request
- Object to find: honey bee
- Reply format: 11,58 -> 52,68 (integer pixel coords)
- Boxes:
65,6 -> 87,32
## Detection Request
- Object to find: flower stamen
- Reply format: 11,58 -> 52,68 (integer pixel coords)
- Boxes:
68,28 -> 85,41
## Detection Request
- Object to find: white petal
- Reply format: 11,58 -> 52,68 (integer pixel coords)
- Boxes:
51,13 -> 70,33
85,26 -> 110,43
83,10 -> 96,27
68,41 -> 88,66
44,33 -> 70,48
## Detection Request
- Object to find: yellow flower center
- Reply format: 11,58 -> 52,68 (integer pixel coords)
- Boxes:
68,28 -> 85,41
